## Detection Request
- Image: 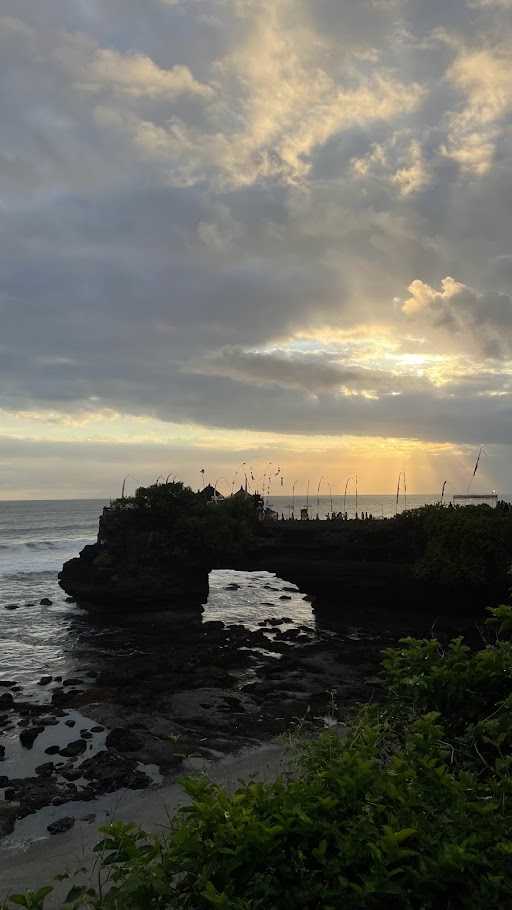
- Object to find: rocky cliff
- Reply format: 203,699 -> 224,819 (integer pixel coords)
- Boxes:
59,485 -> 512,616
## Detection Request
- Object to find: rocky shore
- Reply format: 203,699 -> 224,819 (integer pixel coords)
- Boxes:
1,583 -> 485,846
0,615 -> 379,839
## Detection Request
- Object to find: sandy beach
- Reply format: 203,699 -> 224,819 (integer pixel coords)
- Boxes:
0,740 -> 289,906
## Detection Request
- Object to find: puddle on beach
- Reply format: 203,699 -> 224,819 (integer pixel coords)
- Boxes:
0,709 -> 107,781
1,762 -> 163,853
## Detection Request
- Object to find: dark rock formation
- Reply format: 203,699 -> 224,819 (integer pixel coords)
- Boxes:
35,762 -> 55,778
0,805 -> 17,837
106,728 -> 144,752
38,676 -> 52,686
59,484 -> 512,618
78,750 -> 150,793
5,777 -> 61,815
60,739 -> 87,758
19,726 -> 44,749
47,816 -> 75,835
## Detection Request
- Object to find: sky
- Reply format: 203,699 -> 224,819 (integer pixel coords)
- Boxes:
1,0 -> 512,499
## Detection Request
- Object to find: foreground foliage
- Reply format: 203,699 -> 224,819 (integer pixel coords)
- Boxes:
4,606 -> 512,909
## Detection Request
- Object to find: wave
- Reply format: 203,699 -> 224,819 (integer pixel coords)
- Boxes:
0,536 -> 94,555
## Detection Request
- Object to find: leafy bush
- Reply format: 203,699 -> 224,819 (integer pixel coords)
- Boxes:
5,608 -> 512,909
403,504 -> 512,587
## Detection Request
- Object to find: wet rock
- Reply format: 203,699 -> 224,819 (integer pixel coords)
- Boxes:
81,732 -> 93,740
0,746 -> 5,761
60,739 -> 87,758
63,678 -> 83,687
40,598 -> 53,606
0,805 -> 17,838
106,728 -> 144,753
61,769 -> 81,782
279,595 -> 292,600
224,583 -> 240,590
38,676 -> 53,686
35,762 -> 54,778
47,816 -> 75,835
45,745 -> 60,756
0,693 -> 14,710
79,750 -> 150,793
6,777 -> 60,814
0,680 -> 16,688
4,604 -> 20,611
80,813 -> 96,823
65,719 -> 76,727
51,688 -> 65,704
65,597 -> 75,603
0,776 -> 8,787
90,725 -> 104,733
20,726 -> 44,749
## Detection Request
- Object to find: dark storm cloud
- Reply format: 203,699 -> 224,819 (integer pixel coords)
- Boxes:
1,0 -> 512,454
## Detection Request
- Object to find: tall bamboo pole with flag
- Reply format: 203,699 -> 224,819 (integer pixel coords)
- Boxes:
467,446 -> 484,494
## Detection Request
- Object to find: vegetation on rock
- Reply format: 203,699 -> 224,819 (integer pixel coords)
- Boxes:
102,481 -> 263,566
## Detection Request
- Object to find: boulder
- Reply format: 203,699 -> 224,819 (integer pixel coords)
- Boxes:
0,693 -> 14,710
5,777 -> 60,814
106,728 -> 144,753
35,762 -> 55,778
60,739 -> 87,758
40,598 -> 53,606
79,750 -> 150,793
20,726 -> 44,749
47,816 -> 75,835
0,805 -> 17,838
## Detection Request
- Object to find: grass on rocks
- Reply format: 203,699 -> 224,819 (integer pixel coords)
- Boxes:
4,605 -> 512,909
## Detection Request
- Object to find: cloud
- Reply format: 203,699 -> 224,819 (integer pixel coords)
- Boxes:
443,46 -> 512,174
198,346 -> 429,397
79,49 -> 213,99
2,0 -> 512,497
352,134 -> 431,196
402,277 -> 512,357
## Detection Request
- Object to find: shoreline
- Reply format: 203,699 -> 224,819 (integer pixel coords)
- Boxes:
0,739 -> 290,905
